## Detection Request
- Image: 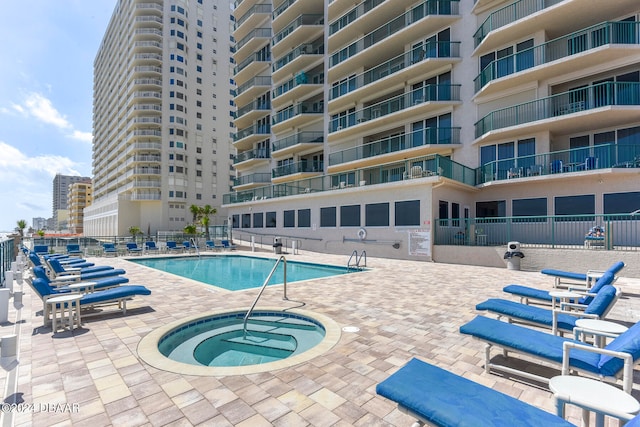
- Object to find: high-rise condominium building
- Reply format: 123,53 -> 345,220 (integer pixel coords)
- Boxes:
53,174 -> 91,231
84,0 -> 235,236
225,0 -> 640,260
68,181 -> 93,234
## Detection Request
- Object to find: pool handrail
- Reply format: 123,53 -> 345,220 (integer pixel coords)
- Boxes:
243,255 -> 287,338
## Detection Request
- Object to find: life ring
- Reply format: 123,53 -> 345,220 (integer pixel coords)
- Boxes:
357,228 -> 367,240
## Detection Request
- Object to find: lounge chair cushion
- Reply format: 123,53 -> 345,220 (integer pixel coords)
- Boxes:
376,357 -> 574,427
476,285 -> 617,331
599,321 -> 640,377
48,259 -> 113,275
80,285 -> 151,305
503,272 -> 615,305
32,267 -> 129,292
541,261 -> 625,283
459,316 -> 601,374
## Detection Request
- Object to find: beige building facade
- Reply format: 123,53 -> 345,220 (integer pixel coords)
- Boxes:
68,181 -> 93,234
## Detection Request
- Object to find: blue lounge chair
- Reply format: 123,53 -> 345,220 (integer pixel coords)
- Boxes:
377,358 -> 575,427
460,315 -> 640,393
126,242 -> 143,255
33,245 -> 49,256
541,261 -> 625,289
221,240 -> 236,250
28,252 -> 94,270
46,258 -> 114,280
66,244 -> 83,256
103,243 -> 117,257
475,285 -> 620,335
503,271 -> 615,305
144,241 -> 160,253
29,277 -> 150,322
32,266 -> 128,290
182,241 -> 195,252
205,240 -> 220,251
165,241 -> 183,252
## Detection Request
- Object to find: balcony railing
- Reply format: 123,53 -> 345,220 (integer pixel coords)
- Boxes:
223,153 -> 474,204
236,99 -> 271,119
236,3 -> 272,29
272,0 -> 295,19
235,52 -> 271,75
330,84 -> 460,132
233,173 -> 272,186
233,147 -> 271,164
272,131 -> 324,153
236,76 -> 271,97
330,42 -> 460,100
272,160 -> 324,178
233,124 -> 271,142
475,81 -> 640,138
330,0 -> 459,68
235,28 -> 272,52
476,143 -> 640,184
473,0 -> 563,47
329,0 -> 386,35
272,71 -> 323,99
329,127 -> 461,165
272,101 -> 323,126
272,14 -> 324,47
475,21 -> 640,92
272,43 -> 323,73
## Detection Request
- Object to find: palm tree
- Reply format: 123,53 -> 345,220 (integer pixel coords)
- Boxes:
129,226 -> 142,243
15,220 -> 27,237
199,205 -> 216,240
189,204 -> 200,223
184,224 -> 197,235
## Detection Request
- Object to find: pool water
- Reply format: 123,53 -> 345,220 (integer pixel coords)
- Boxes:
131,255 -> 350,290
159,311 -> 326,367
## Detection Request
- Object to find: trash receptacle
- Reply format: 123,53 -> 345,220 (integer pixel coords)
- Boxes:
273,237 -> 283,254
504,241 -> 524,270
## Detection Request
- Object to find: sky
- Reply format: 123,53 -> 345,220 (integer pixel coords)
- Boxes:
0,0 -> 117,232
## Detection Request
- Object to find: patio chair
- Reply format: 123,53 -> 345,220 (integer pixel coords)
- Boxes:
35,259 -> 126,284
45,258 -> 115,280
126,242 -> 143,255
205,241 -> 221,251
584,225 -> 606,249
377,357 -> 576,427
503,271 -> 615,305
33,245 -> 49,256
28,277 -> 150,322
541,261 -> 625,288
165,241 -> 183,252
221,240 -> 236,250
550,159 -> 563,173
459,315 -> 640,393
28,252 -> 95,270
31,266 -> 128,291
66,244 -> 83,256
144,241 -> 160,253
182,241 -> 196,252
103,243 -> 117,257
475,285 -> 620,335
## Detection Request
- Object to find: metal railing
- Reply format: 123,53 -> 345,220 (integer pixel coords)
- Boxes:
243,255 -> 287,337
0,237 -> 15,286
475,81 -> 640,138
434,214 -> 640,251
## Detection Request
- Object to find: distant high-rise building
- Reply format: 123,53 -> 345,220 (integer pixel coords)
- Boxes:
68,181 -> 93,234
53,174 -> 91,231
32,217 -> 47,232
224,0 -> 640,260
84,0 -> 235,236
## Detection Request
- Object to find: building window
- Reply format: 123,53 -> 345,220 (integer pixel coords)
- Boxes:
365,203 -> 389,226
284,210 -> 295,227
320,207 -> 336,227
604,191 -> 640,217
232,215 -> 239,228
513,198 -> 547,220
438,201 -> 449,226
253,212 -> 264,228
340,205 -> 360,227
266,211 -> 276,227
242,214 -> 251,228
476,201 -> 506,219
395,200 -> 420,226
298,209 -> 311,228
554,195 -> 594,220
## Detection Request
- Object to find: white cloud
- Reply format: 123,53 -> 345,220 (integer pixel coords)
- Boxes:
6,92 -> 93,143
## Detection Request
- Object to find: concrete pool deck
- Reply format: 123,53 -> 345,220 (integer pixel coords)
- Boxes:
3,250 -> 640,426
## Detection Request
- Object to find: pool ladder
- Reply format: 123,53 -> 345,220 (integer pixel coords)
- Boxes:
347,250 -> 366,271
190,237 -> 200,257
243,256 -> 288,338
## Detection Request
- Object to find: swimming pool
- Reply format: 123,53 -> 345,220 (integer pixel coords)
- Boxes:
130,255 -> 351,290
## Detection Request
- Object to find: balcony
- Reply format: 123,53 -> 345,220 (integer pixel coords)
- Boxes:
222,153 -> 475,204
234,52 -> 271,84
235,99 -> 271,128
328,127 -> 460,170
271,100 -> 323,132
475,21 -> 640,95
476,143 -> 640,184
271,14 -> 324,56
233,124 -> 271,150
475,82 -> 640,139
234,4 -> 272,41
272,160 -> 324,179
271,71 -> 323,107
234,28 -> 271,61
235,76 -> 271,106
329,84 -> 461,134
329,41 -> 460,109
328,0 -> 386,36
272,42 -> 323,82
328,0 -> 459,74
271,131 -> 324,157
233,147 -> 271,167
232,173 -> 272,190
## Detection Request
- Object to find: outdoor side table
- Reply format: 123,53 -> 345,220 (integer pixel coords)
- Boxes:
574,319 -> 628,348
47,294 -> 82,333
550,375 -> 639,427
